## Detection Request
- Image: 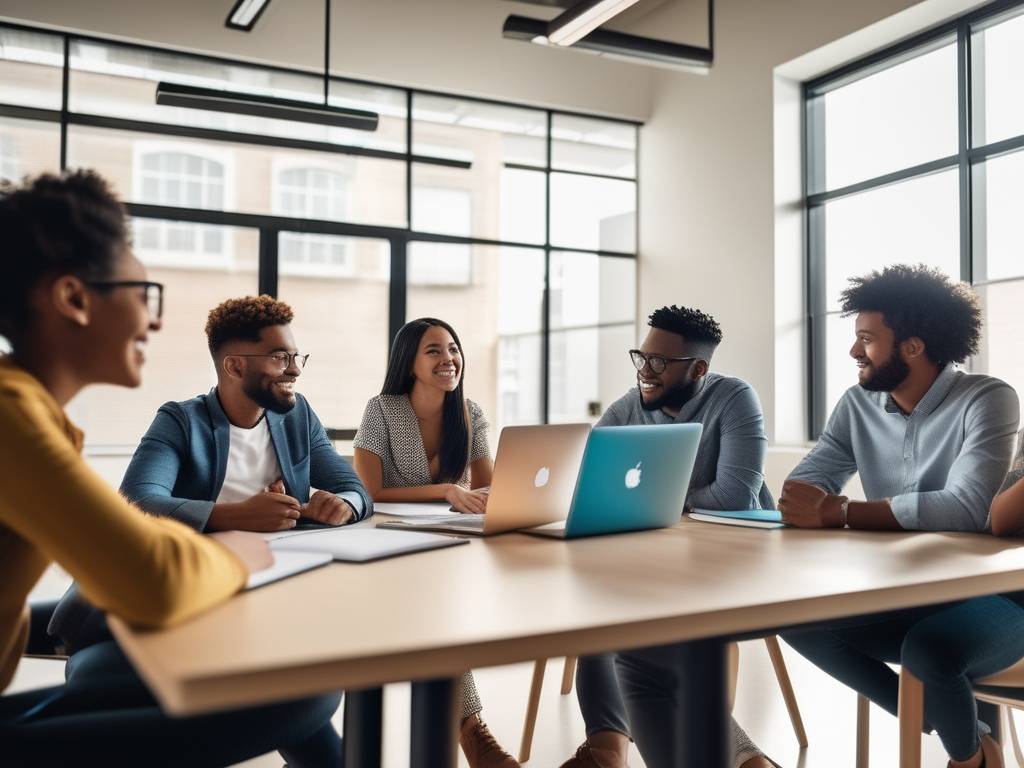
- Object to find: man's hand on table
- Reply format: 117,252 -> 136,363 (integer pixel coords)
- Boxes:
778,480 -> 848,529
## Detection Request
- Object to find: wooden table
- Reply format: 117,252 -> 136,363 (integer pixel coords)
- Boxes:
110,519 -> 1024,767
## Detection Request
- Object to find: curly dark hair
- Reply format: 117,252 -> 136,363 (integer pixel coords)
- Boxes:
205,295 -> 295,358
0,170 -> 128,345
839,264 -> 981,366
648,305 -> 723,358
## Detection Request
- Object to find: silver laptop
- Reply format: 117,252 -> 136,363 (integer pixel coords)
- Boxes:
376,423 -> 591,536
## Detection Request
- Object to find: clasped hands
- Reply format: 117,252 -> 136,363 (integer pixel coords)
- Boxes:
208,479 -> 353,532
777,479 -> 848,529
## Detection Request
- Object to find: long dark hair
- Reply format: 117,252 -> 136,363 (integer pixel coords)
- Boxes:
382,318 -> 470,484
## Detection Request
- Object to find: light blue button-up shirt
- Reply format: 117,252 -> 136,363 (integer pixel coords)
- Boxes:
789,364 -> 1019,531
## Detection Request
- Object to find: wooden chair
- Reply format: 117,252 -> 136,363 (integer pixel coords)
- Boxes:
518,636 -> 809,763
855,658 -> 1024,768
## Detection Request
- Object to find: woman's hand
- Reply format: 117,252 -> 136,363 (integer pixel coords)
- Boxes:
445,484 -> 489,514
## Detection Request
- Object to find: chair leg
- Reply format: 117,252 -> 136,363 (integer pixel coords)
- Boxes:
764,636 -> 809,748
856,694 -> 870,768
561,656 -> 577,696
898,668 -> 923,768
519,659 -> 546,764
1006,705 -> 1024,768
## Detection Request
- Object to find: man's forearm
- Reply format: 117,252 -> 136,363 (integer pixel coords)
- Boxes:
847,499 -> 901,530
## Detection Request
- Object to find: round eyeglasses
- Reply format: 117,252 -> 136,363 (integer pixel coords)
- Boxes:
629,349 -> 699,375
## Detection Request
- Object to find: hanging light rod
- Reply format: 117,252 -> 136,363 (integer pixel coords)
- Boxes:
170,0 -> 379,130
546,0 -> 642,46
225,0 -> 272,31
155,83 -> 379,130
503,14 -> 713,71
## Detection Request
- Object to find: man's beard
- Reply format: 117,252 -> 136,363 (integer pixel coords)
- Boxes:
638,377 -> 702,412
858,347 -> 911,392
242,374 -> 297,414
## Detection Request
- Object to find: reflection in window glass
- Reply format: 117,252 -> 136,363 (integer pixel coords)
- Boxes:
407,245 -> 545,432
552,114 -> 636,178
68,40 -> 407,152
550,173 -> 636,252
275,167 -> 353,276
974,281 -> 1024,398
550,252 -> 636,329
973,149 -> 1024,282
409,186 -> 473,285
278,237 -> 390,430
68,125 -> 406,227
549,324 -> 636,424
0,27 -> 63,110
69,224 -> 259,447
972,9 -> 1024,147
818,40 -> 958,191
822,170 -> 960,312
0,118 -> 60,181
823,312 -> 857,419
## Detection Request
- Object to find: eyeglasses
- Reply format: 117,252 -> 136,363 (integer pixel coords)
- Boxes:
232,352 -> 310,372
629,349 -> 699,375
86,280 -> 164,321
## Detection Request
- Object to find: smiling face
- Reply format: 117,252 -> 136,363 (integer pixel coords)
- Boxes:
234,324 -> 302,413
850,311 -> 911,392
635,327 -> 700,412
80,247 -> 161,389
411,324 -> 462,394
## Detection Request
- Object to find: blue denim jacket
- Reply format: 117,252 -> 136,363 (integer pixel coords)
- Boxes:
120,388 -> 372,530
49,389 -> 372,652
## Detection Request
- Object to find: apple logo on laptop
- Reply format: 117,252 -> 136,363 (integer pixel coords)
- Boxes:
624,462 -> 643,489
534,467 -> 550,488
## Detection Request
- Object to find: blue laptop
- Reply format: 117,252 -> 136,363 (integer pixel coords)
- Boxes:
525,422 -> 702,539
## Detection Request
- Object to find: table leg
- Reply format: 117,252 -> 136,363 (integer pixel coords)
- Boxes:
344,686 -> 383,768
678,638 -> 730,768
410,676 -> 458,768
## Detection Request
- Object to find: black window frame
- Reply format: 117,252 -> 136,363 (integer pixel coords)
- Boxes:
0,20 -> 641,430
803,0 -> 1024,439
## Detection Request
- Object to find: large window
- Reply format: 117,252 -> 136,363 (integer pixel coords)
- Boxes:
805,0 -> 1024,436
0,22 -> 640,447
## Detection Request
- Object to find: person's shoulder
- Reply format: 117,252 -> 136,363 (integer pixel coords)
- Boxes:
466,398 -> 488,420
598,388 -> 641,425
704,372 -> 754,398
953,370 -> 1019,412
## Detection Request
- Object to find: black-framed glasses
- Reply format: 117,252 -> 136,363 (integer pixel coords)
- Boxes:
629,349 -> 698,375
232,352 -> 310,372
86,280 -> 164,321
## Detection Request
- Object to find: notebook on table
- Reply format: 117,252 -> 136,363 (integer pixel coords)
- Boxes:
245,550 -> 333,590
687,509 -> 787,529
271,527 -> 468,562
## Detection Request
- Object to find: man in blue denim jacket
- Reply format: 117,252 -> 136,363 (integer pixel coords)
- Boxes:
50,295 -> 372,652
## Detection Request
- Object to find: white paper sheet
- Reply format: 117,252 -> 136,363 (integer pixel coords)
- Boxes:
371,502 -> 462,519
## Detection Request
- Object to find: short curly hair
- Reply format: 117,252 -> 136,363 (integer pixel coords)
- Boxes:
648,305 -> 723,358
205,295 -> 294,358
840,264 -> 981,366
0,170 -> 128,344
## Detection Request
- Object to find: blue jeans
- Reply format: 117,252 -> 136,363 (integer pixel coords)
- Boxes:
0,640 -> 343,767
783,595 -> 1024,761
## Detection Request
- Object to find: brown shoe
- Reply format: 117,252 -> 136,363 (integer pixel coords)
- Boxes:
558,741 -> 628,768
981,733 -> 1005,768
459,716 -> 520,768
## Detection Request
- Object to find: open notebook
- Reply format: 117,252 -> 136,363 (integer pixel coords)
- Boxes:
246,550 -> 333,590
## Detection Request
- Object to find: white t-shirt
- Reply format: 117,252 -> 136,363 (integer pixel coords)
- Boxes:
215,418 -> 283,504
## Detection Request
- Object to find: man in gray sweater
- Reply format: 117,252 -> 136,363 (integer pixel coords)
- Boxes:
561,305 -> 776,768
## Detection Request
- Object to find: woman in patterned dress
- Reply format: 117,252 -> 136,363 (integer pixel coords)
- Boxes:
992,428 -> 1024,535
353,317 -> 517,768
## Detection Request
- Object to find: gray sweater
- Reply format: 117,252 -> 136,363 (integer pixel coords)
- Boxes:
597,373 -> 774,510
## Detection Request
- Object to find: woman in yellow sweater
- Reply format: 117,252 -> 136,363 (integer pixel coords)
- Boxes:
0,171 -> 342,766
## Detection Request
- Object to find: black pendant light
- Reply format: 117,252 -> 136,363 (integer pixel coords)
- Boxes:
157,0 -> 378,131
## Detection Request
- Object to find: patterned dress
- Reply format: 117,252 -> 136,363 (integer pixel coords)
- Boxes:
355,393 -> 491,718
1001,429 -> 1024,495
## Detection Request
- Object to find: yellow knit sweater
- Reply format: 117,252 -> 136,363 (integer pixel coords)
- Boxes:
0,358 -> 247,692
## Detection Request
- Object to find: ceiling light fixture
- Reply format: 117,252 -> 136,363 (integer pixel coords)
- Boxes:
161,0 -> 378,131
225,0 -> 272,32
547,0 -> 642,46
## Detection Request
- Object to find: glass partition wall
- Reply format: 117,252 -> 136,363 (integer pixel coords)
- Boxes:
0,23 -> 639,447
